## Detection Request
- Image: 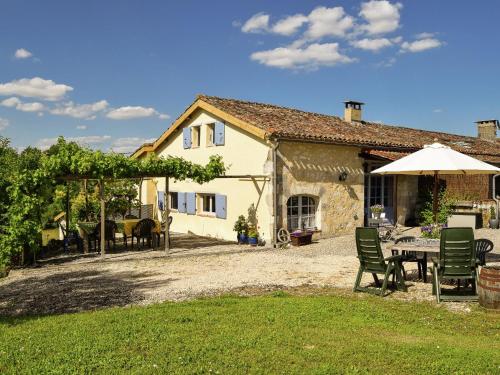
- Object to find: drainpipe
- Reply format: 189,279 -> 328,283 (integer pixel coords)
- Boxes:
493,174 -> 500,218
272,141 -> 280,247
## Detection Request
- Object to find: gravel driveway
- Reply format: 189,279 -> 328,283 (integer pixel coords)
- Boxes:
0,228 -> 498,316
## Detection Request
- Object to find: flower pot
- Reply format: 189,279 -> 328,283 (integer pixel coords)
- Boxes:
238,233 -> 248,244
489,219 -> 499,229
248,236 -> 258,246
372,212 -> 381,220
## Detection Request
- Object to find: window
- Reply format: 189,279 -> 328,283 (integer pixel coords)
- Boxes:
287,195 -> 316,230
191,126 -> 201,147
170,192 -> 178,210
199,194 -> 216,214
206,123 -> 215,146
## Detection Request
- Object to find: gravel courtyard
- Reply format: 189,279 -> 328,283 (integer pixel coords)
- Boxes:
0,228 -> 498,316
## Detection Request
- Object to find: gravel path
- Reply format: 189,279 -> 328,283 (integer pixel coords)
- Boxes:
0,229 -> 498,316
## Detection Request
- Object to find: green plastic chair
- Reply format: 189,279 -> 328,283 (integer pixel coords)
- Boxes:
353,227 -> 407,296
431,227 -> 478,303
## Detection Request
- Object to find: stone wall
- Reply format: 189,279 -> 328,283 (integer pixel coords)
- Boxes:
396,175 -> 418,225
277,142 -> 365,237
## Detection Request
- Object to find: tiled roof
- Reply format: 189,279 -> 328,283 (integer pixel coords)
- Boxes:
198,95 -> 500,162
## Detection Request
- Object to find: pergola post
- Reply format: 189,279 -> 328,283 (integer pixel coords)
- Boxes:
164,176 -> 170,253
100,179 -> 106,259
138,178 -> 143,218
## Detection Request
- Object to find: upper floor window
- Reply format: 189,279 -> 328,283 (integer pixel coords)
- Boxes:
206,123 -> 215,146
191,125 -> 201,148
287,195 -> 317,231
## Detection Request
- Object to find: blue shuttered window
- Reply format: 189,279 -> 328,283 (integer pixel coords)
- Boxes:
186,192 -> 196,215
183,128 -> 192,149
157,191 -> 165,211
177,192 -> 187,213
215,194 -> 227,219
214,122 -> 225,145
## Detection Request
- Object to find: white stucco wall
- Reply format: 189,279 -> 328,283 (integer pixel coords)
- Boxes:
141,108 -> 274,242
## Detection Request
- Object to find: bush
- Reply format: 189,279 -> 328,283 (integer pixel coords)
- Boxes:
418,188 -> 455,226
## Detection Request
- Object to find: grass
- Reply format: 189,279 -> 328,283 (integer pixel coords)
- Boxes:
0,291 -> 499,374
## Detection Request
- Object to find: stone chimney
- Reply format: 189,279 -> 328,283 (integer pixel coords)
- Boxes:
344,100 -> 364,122
475,119 -> 498,140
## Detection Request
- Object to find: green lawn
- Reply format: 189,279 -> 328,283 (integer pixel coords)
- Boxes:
0,291 -> 499,374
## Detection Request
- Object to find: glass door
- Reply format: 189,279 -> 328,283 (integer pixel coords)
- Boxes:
364,163 -> 394,223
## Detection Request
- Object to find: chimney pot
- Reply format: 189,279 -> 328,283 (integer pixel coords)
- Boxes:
475,119 -> 498,140
344,100 -> 364,122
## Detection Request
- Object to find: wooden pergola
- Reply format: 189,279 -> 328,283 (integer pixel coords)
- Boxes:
59,173 -> 268,258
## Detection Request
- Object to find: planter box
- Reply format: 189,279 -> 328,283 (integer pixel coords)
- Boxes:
291,233 -> 312,247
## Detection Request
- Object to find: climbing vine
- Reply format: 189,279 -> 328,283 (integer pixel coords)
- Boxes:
0,137 -> 226,269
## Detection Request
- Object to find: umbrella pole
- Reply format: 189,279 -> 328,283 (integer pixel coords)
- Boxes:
433,171 -> 439,224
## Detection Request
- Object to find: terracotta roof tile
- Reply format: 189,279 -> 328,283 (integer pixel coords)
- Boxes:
199,95 -> 500,163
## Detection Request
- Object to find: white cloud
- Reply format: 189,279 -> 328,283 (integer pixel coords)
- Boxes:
0,77 -> 73,101
14,48 -> 33,59
50,100 -> 109,119
350,38 -> 393,51
271,14 -> 308,36
36,135 -> 111,151
110,137 -> 156,154
1,97 -> 45,112
158,113 -> 170,120
400,38 -> 442,53
433,108 -> 443,113
305,6 -> 354,39
416,32 -> 435,39
241,13 -> 270,33
251,42 -> 356,70
359,1 -> 402,35
76,125 -> 87,130
106,106 -> 166,120
0,117 -> 9,131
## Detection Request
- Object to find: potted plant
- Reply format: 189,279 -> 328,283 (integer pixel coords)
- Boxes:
489,206 -> 499,229
370,204 -> 384,219
248,227 -> 258,246
233,215 -> 249,244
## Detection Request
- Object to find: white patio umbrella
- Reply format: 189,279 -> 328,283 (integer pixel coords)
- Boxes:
371,142 -> 500,222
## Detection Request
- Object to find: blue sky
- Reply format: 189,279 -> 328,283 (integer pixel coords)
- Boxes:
1,0 -> 499,152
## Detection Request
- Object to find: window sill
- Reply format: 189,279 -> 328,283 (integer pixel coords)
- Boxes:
197,212 -> 216,218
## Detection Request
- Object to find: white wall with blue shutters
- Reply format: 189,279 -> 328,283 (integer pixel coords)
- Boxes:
145,109 -> 274,242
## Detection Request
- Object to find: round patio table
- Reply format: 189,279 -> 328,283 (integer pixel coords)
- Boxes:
390,240 -> 440,283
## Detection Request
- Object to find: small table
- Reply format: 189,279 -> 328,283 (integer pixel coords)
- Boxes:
390,240 -> 440,283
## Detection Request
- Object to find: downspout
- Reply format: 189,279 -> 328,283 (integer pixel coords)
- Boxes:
493,174 -> 500,217
272,140 -> 280,247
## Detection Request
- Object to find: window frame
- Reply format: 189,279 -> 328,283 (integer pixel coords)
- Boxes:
286,195 -> 317,231
198,193 -> 217,216
170,192 -> 179,211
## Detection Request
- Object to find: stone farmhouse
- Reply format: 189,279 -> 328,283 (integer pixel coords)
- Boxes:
132,95 -> 500,244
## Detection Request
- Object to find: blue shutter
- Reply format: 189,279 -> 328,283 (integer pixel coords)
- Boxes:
183,128 -> 192,149
178,192 -> 187,213
186,192 -> 196,215
158,191 -> 165,211
215,194 -> 227,219
214,122 -> 225,145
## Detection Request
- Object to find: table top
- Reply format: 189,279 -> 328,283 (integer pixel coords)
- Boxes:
391,240 -> 440,253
